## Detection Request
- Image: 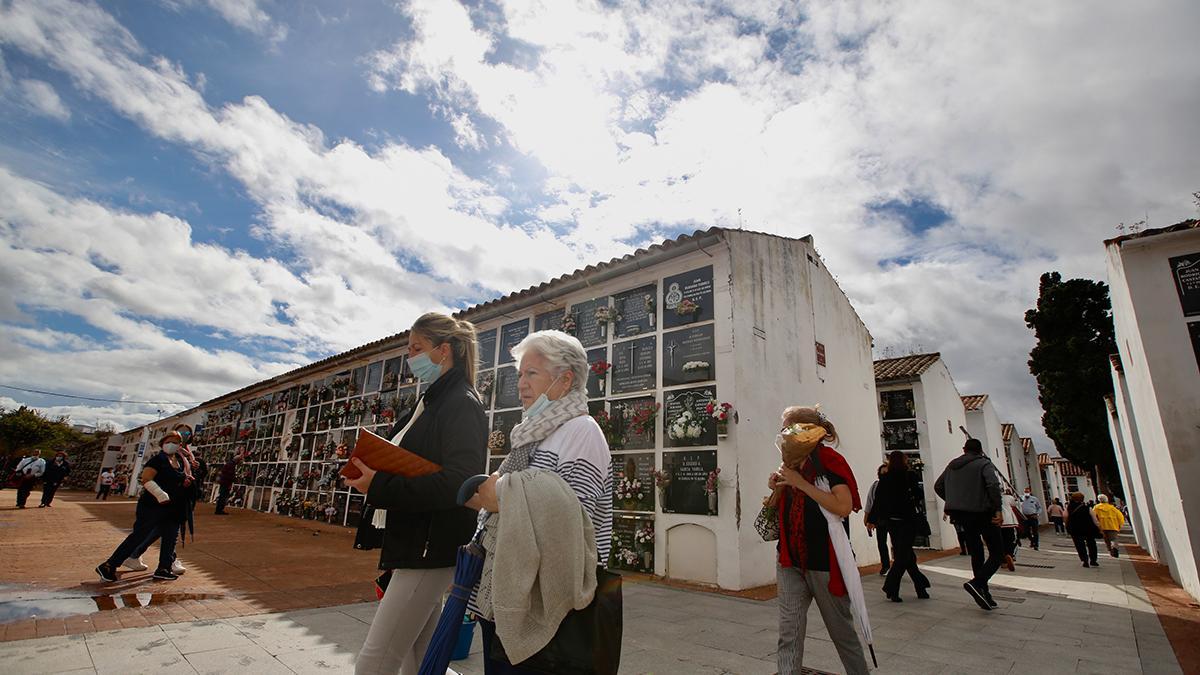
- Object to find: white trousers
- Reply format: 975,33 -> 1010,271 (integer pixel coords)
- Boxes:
355,567 -> 455,675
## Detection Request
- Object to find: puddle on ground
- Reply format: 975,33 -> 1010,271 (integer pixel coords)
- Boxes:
0,586 -> 224,622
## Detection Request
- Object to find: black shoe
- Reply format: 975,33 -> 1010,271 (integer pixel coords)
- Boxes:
214,511 -> 229,515
95,562 -> 118,583
878,567 -> 889,576
963,581 -> 992,611
916,589 -> 930,600
152,568 -> 179,581
1090,560 -> 1099,567
984,592 -> 998,608
1113,548 -> 1120,558
1082,561 -> 1090,567
38,504 -> 46,508
885,592 -> 903,602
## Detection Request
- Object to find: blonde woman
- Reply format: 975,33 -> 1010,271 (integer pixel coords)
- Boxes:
344,313 -> 488,675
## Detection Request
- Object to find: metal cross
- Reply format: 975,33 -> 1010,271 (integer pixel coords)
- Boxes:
627,341 -> 637,374
667,341 -> 677,369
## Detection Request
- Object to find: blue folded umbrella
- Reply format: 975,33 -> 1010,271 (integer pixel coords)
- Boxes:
418,539 -> 486,675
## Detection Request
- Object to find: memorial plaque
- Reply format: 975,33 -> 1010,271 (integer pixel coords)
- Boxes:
614,285 -> 657,338
662,325 -> 715,386
490,409 -> 524,455
883,420 -> 919,451
476,369 -> 496,410
364,361 -> 383,393
663,385 -> 718,448
571,298 -> 609,348
498,319 -> 530,364
494,366 -> 521,410
662,265 -> 714,329
586,347 -> 608,399
535,308 -> 565,333
610,396 -> 657,450
1190,321 -> 1200,372
1170,253 -> 1200,317
662,449 -> 718,515
611,335 -> 656,395
609,514 -> 654,573
612,452 -> 656,512
881,389 -> 916,420
381,357 -> 403,392
477,328 -> 498,370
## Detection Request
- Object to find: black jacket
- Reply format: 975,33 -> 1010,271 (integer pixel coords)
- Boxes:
42,459 -> 71,485
866,470 -> 922,524
356,367 -> 487,569
934,453 -> 1002,514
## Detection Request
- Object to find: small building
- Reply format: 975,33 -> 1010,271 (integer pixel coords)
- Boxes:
962,394 -> 1013,484
1104,220 -> 1200,599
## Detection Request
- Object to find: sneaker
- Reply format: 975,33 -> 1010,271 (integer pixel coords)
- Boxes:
1004,554 -> 1015,572
96,562 -> 119,583
878,567 -> 889,576
984,592 -> 998,608
1113,548 -> 1120,558
152,568 -> 179,581
1090,560 -> 1099,567
170,559 -> 186,575
122,557 -> 148,572
1081,561 -> 1090,567
963,581 -> 992,611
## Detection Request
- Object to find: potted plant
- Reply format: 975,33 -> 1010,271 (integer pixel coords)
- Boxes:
705,467 -> 722,514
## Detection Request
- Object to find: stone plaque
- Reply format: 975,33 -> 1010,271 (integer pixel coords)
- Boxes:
609,514 -> 654,573
476,370 -> 495,410
662,265 -> 714,329
364,361 -> 383,393
571,297 -> 608,348
614,284 -> 656,338
662,325 -> 715,387
586,347 -> 608,399
478,328 -> 498,370
610,396 -> 657,450
883,420 -> 919,451
881,389 -> 916,420
662,449 -> 718,515
663,385 -> 718,448
490,409 -> 524,455
381,357 -> 403,392
498,320 -> 529,364
1170,253 -> 1200,317
611,335 -> 656,395
612,452 -> 655,512
494,366 -> 521,410
535,308 -> 565,333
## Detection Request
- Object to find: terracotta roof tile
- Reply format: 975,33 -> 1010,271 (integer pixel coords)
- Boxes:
873,353 -> 941,382
1020,437 -> 1033,452
1001,423 -> 1015,442
1054,458 -> 1089,477
961,394 -> 989,411
1038,452 -> 1051,467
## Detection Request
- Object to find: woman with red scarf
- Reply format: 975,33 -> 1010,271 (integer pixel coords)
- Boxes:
769,406 -> 869,675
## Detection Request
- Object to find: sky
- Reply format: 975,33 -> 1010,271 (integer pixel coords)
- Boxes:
0,0 -> 1197,452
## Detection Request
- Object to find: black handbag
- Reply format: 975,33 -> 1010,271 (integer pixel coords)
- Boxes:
489,566 -> 623,675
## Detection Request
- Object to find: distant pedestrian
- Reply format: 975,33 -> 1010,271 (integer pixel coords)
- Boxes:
999,488 -> 1022,571
39,452 -> 71,507
214,450 -> 242,515
1065,492 -> 1101,567
868,451 -> 931,602
14,451 -> 46,509
97,468 -> 114,500
864,463 -> 891,575
1047,498 -> 1066,534
934,438 -> 1004,611
1019,487 -> 1043,550
1092,495 -> 1126,558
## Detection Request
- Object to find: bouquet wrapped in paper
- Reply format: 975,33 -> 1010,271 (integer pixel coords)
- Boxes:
766,422 -> 828,508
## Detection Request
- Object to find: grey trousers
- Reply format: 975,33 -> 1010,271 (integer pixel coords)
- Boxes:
777,565 -> 870,675
355,567 -> 455,675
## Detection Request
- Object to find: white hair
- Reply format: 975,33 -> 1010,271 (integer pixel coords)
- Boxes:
1098,494 -> 1109,503
511,330 -> 588,393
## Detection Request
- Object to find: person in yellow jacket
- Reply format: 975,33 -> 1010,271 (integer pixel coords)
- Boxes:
1093,495 -> 1126,558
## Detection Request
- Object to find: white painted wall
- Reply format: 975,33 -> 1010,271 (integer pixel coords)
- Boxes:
1106,382 -> 1156,554
1041,462 -> 1067,508
1021,439 -> 1049,524
1004,425 -> 1031,495
1106,228 -> 1200,599
965,399 -> 1011,484
917,361 -> 971,549
728,231 -> 879,588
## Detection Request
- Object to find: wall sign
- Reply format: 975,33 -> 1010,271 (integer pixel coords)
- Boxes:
611,336 -> 657,394
662,265 -> 714,329
610,396 -> 657,450
662,325 -> 716,387
663,385 -> 718,448
662,449 -> 717,515
571,298 -> 609,348
498,320 -> 530,364
534,308 -> 565,333
881,389 -> 916,420
1170,253 -> 1200,317
614,285 -> 657,338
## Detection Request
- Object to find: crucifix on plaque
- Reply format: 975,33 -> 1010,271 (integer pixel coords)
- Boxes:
666,340 -> 678,369
627,341 -> 637,374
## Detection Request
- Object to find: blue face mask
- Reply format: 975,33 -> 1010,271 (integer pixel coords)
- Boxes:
524,374 -> 564,421
408,350 -> 445,383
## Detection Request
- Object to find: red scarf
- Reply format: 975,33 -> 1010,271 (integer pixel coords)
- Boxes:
777,445 -> 862,596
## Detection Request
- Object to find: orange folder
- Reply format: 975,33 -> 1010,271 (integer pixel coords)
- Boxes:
340,428 -> 441,480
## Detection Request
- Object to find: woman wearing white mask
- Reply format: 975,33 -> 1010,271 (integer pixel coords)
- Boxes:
463,329 -> 613,674
95,431 -> 189,582
344,312 -> 488,675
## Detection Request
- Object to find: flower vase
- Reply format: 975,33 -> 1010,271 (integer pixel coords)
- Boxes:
599,323 -> 606,338
642,551 -> 652,572
623,499 -> 638,512
717,421 -> 728,438
648,313 -> 655,328
707,491 -> 717,515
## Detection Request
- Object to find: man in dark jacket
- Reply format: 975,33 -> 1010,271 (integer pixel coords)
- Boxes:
39,452 -> 71,507
935,439 -> 1004,610
214,451 -> 241,515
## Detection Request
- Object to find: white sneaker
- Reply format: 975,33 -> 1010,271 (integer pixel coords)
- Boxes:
122,557 -> 148,572
171,559 -> 186,575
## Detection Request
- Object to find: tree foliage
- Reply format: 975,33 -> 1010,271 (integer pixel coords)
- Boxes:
1025,272 -> 1120,480
0,406 -> 74,459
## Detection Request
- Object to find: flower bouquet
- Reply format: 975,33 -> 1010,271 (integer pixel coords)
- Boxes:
705,400 -> 733,435
644,294 -> 656,328
667,410 -> 704,443
589,360 -> 612,392
617,475 -> 645,509
705,467 -> 722,514
591,409 -> 624,450
477,371 -> 495,400
629,402 -> 660,437
560,313 -> 577,335
487,430 -> 507,453
675,298 -> 701,319
682,360 -> 711,380
594,306 -> 620,337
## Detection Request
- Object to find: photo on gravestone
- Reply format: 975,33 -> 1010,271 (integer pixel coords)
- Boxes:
662,265 -> 714,329
883,420 -> 919,451
610,396 -> 657,450
880,389 -> 916,420
535,307 -> 565,333
610,335 -> 657,395
662,324 -> 715,387
493,366 -> 521,410
662,449 -> 717,515
609,514 -> 655,573
571,297 -> 609,347
663,385 -> 718,447
611,452 -> 655,512
614,284 -> 657,338
1169,253 -> 1200,317
476,369 -> 496,410
490,409 -> 524,455
498,319 -> 530,364
586,347 -> 608,399
477,327 -> 498,370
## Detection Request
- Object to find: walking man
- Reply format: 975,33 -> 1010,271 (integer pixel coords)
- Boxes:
97,468 -> 114,500
1093,495 -> 1126,558
39,452 -> 71,507
1019,487 -> 1043,550
214,451 -> 240,515
14,451 -> 46,509
935,439 -> 1004,611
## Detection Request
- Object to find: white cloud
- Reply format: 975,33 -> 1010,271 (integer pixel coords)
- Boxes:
17,78 -> 69,120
